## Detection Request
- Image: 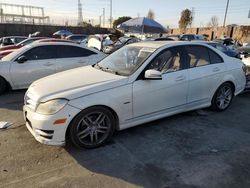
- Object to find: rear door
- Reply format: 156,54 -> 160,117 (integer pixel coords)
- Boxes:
186,45 -> 225,107
10,45 -> 57,88
55,45 -> 101,72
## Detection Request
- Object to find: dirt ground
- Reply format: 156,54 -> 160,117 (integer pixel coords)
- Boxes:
0,90 -> 250,188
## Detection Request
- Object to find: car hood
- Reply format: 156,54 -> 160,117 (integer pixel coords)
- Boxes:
28,66 -> 128,102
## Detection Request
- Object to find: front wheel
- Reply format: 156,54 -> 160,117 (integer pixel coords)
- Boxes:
69,106 -> 116,149
211,83 -> 234,111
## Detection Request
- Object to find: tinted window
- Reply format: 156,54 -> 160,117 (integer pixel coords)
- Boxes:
56,45 -> 97,58
148,46 -> 185,73
15,37 -> 26,44
185,45 -> 210,67
208,48 -> 224,64
22,46 -> 57,60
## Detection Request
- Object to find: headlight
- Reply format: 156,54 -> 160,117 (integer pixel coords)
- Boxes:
36,99 -> 68,115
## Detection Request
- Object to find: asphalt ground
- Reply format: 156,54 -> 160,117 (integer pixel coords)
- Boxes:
0,90 -> 250,188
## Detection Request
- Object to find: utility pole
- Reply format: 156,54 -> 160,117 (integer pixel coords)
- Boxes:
99,15 -> 102,27
103,8 -> 105,27
223,0 -> 229,27
78,0 -> 83,25
191,7 -> 195,28
110,0 -> 112,28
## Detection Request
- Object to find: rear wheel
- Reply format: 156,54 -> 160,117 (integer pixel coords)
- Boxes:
0,77 -> 7,95
211,83 -> 234,111
69,106 -> 115,149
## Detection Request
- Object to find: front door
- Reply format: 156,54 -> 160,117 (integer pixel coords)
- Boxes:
10,45 -> 57,89
132,46 -> 189,118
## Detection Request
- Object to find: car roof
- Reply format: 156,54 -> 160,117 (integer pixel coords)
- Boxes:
24,41 -> 100,53
27,41 -> 83,48
128,41 -> 211,49
3,36 -> 27,38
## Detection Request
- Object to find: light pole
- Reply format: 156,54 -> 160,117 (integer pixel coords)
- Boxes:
103,8 -> 105,27
223,0 -> 229,27
110,0 -> 112,28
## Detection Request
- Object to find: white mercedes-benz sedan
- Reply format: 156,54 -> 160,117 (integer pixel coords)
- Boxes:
0,42 -> 106,94
23,41 -> 246,148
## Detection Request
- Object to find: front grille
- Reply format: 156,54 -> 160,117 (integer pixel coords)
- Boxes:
35,129 -> 54,140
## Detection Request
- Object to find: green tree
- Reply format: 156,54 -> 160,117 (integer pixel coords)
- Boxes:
79,21 -> 92,27
179,9 -> 193,32
147,9 -> 155,20
113,16 -> 132,28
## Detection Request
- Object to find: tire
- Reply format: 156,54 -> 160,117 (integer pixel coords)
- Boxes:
0,77 -> 7,95
69,106 -> 116,149
211,83 -> 234,111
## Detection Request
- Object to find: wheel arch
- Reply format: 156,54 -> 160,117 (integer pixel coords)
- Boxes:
0,75 -> 12,90
65,105 -> 120,140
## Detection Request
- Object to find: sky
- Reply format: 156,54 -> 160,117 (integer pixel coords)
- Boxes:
0,0 -> 249,28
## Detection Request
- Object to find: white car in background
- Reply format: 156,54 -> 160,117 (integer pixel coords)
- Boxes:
23,41 -> 246,149
0,42 -> 106,94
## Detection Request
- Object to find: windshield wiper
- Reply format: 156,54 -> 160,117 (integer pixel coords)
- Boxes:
93,63 -> 104,70
103,67 -> 121,75
94,63 -> 120,75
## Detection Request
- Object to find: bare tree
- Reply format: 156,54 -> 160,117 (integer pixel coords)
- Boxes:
147,9 -> 155,20
207,16 -> 219,27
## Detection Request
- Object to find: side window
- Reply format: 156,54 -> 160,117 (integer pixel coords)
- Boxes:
22,46 -> 57,60
208,48 -> 224,64
148,47 -> 184,73
57,45 -> 97,58
185,45 -> 210,67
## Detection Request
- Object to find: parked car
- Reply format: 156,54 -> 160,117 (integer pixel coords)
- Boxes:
0,37 -> 48,58
179,34 -> 205,41
236,45 -> 250,75
213,38 -> 241,50
87,34 -> 118,51
196,41 -> 240,58
0,36 -> 27,47
66,34 -> 88,43
23,41 -> 246,148
0,42 -> 106,94
166,34 -> 180,41
102,36 -> 141,54
0,37 -> 46,51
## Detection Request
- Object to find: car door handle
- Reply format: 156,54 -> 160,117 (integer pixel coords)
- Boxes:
175,75 -> 186,81
213,67 -> 220,72
44,62 -> 54,66
77,61 -> 86,64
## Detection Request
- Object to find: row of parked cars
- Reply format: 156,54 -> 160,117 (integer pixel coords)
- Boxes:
0,33 -> 248,149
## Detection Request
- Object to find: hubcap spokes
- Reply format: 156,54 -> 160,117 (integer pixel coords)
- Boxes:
216,86 -> 232,109
77,112 -> 110,145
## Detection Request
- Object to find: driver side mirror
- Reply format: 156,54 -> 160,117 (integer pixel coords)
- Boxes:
16,55 -> 28,64
144,69 -> 162,80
